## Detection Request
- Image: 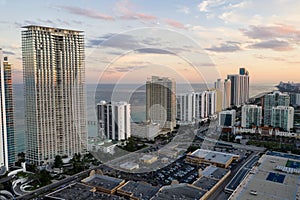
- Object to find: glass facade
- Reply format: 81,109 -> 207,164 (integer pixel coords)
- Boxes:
0,51 -> 16,170
21,26 -> 87,165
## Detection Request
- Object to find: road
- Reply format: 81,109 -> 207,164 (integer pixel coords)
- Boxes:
224,155 -> 259,193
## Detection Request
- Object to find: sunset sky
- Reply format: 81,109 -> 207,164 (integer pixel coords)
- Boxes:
0,0 -> 300,84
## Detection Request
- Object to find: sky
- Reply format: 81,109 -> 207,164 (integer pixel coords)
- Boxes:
0,0 -> 300,84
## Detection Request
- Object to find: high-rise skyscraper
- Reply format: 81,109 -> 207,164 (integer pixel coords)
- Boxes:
146,76 -> 176,131
176,93 -> 193,123
241,105 -> 262,128
214,79 -> 223,112
264,91 -> 290,126
289,93 -> 300,106
227,74 -> 240,107
22,26 -> 87,165
271,106 -> 294,131
227,68 -> 249,107
176,90 -> 217,124
97,101 -> 131,141
223,79 -> 231,110
0,50 -> 16,170
192,91 -> 217,120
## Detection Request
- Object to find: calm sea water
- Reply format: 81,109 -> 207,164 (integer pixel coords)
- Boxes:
13,83 -> 277,153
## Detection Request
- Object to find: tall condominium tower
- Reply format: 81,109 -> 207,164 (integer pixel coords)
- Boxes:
193,91 -> 216,120
176,90 -> 217,124
22,26 -> 87,165
241,105 -> 262,128
223,79 -> 231,110
214,79 -> 223,112
271,106 -> 294,131
227,68 -> 249,107
176,93 -> 193,123
0,50 -> 16,170
264,91 -> 290,126
97,101 -> 131,141
146,76 -> 176,131
227,74 -> 240,107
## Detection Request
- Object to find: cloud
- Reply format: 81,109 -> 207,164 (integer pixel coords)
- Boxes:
198,1 -> 209,12
120,13 -> 157,20
37,19 -> 55,25
115,0 -> 156,21
198,0 -> 226,12
164,19 -> 186,29
113,65 -> 147,72
241,24 -> 300,40
176,5 -> 190,14
87,33 -> 141,50
135,48 -> 172,54
249,40 -> 293,51
205,41 -> 242,52
227,2 -> 249,9
254,54 -> 287,62
57,5 -> 114,20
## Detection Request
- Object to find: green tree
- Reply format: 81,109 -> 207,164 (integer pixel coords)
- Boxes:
54,155 -> 63,168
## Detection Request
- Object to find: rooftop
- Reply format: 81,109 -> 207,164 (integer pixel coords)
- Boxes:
82,174 -> 124,190
230,154 -> 300,200
22,25 -> 83,33
201,165 -> 230,180
152,183 -> 206,200
190,149 -> 239,165
45,183 -> 124,200
117,181 -> 159,200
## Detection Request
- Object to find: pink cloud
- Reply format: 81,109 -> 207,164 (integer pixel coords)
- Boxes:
115,0 -> 157,21
58,5 -> 114,21
164,19 -> 186,29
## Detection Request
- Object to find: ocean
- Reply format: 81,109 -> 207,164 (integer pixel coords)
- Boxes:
13,83 -> 277,153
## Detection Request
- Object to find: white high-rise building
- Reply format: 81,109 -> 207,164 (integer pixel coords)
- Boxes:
214,78 -> 223,90
0,50 -> 16,170
22,26 -> 87,165
176,93 -> 193,123
207,90 -> 216,116
146,76 -> 176,131
97,101 -> 131,141
192,90 -> 216,120
176,90 -> 216,124
241,105 -> 262,128
227,68 -> 249,107
264,91 -> 290,126
271,106 -> 294,131
214,79 -> 223,112
223,79 -> 231,110
239,68 -> 250,104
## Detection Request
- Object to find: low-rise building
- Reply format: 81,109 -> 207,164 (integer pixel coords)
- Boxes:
229,152 -> 300,200
117,181 -> 159,200
186,149 -> 239,168
219,110 -> 236,127
131,122 -> 161,140
151,183 -> 206,200
45,182 -> 125,200
139,155 -> 158,164
81,174 -> 125,194
119,162 -> 139,171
